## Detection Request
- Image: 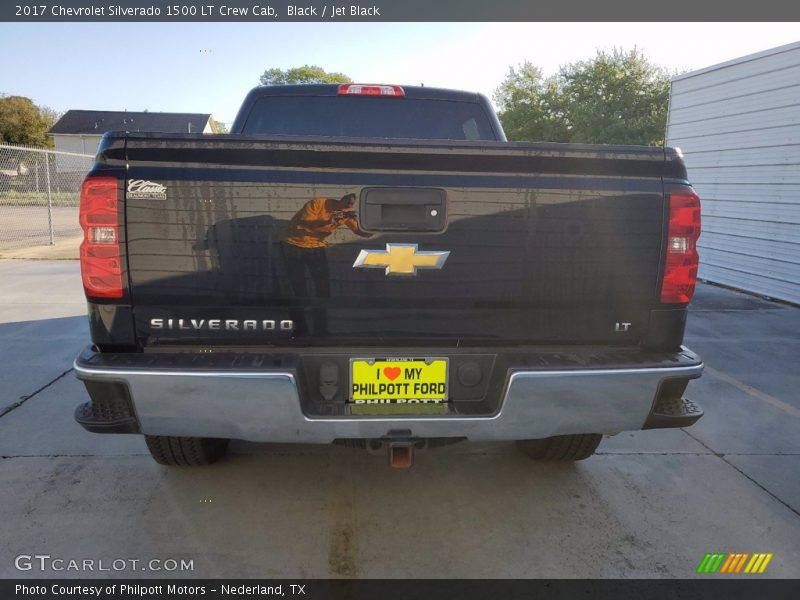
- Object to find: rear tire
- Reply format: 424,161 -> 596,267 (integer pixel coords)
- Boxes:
516,434 -> 602,461
145,435 -> 229,466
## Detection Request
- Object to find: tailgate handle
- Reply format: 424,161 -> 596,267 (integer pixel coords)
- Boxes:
360,187 -> 446,232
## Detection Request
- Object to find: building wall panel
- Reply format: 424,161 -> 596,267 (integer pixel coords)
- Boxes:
667,42 -> 800,304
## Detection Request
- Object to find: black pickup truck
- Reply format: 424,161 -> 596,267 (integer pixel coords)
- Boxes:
74,83 -> 703,467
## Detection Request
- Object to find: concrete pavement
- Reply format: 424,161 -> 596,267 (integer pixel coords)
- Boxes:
0,206 -> 81,253
0,235 -> 81,260
0,260 -> 798,578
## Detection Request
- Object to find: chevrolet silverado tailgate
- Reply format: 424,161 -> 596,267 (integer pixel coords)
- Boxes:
122,135 -> 683,347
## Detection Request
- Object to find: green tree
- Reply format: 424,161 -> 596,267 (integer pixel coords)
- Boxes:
0,95 -> 59,147
259,65 -> 352,86
495,49 -> 672,146
559,48 -> 671,146
493,62 -> 570,143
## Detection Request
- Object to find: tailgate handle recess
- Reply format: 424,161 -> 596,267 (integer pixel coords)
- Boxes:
360,187 -> 446,232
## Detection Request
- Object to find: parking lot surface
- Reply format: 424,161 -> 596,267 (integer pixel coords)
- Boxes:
0,259 -> 798,578
0,206 -> 80,252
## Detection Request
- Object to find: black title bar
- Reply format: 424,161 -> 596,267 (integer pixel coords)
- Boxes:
4,579 -> 800,600
4,0 -> 800,21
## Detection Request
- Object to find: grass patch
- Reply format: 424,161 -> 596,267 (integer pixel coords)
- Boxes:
0,191 -> 78,206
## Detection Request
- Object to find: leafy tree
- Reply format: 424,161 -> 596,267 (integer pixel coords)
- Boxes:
493,62 -> 569,143
0,95 -> 59,147
559,48 -> 671,146
495,49 -> 672,146
259,65 -> 352,86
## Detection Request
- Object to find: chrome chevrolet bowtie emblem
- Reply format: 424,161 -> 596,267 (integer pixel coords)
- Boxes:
353,243 -> 450,276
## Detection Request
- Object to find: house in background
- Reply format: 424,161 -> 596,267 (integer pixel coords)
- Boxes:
666,41 -> 800,305
48,110 -> 214,157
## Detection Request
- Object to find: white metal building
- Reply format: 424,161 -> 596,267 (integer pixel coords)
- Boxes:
666,41 -> 800,305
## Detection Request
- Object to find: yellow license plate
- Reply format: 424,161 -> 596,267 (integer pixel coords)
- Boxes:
350,358 -> 448,404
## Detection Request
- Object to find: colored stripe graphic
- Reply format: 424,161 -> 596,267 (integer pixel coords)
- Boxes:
745,553 -> 774,574
720,554 -> 737,574
745,554 -> 759,573
699,552 -> 773,574
744,553 -> 773,573
758,554 -> 773,573
697,553 -> 726,573
697,554 -> 713,573
710,554 -> 726,573
724,553 -> 747,574
734,553 -> 750,573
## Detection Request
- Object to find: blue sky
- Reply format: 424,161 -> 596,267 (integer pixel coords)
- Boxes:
1,22 -> 798,126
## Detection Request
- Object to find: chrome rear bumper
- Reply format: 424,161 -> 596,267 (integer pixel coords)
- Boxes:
74,347 -> 703,442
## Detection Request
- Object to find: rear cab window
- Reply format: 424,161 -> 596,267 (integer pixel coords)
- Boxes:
241,96 -> 498,141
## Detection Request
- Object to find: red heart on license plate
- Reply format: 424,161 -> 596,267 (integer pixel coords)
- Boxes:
383,366 -> 401,381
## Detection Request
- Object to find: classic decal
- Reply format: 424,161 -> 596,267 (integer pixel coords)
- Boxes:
127,179 -> 167,200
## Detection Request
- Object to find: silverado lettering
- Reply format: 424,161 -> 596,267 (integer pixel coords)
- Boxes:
149,318 -> 293,331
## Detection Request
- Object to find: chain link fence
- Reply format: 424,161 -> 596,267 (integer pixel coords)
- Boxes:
0,143 -> 94,250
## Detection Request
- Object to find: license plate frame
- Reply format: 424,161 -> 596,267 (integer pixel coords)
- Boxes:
349,357 -> 449,405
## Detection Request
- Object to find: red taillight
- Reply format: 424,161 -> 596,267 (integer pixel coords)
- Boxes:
660,190 -> 701,304
79,176 -> 123,298
338,83 -> 405,97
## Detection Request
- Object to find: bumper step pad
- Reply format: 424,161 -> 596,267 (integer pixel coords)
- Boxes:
644,396 -> 704,430
74,395 -> 139,434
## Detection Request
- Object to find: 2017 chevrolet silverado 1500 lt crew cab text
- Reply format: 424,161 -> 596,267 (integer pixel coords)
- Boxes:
74,83 -> 703,467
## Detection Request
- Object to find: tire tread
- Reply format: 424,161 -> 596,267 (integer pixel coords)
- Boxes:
145,435 -> 228,466
517,434 -> 602,461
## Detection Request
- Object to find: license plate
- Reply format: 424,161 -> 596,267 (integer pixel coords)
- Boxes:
350,358 -> 448,404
